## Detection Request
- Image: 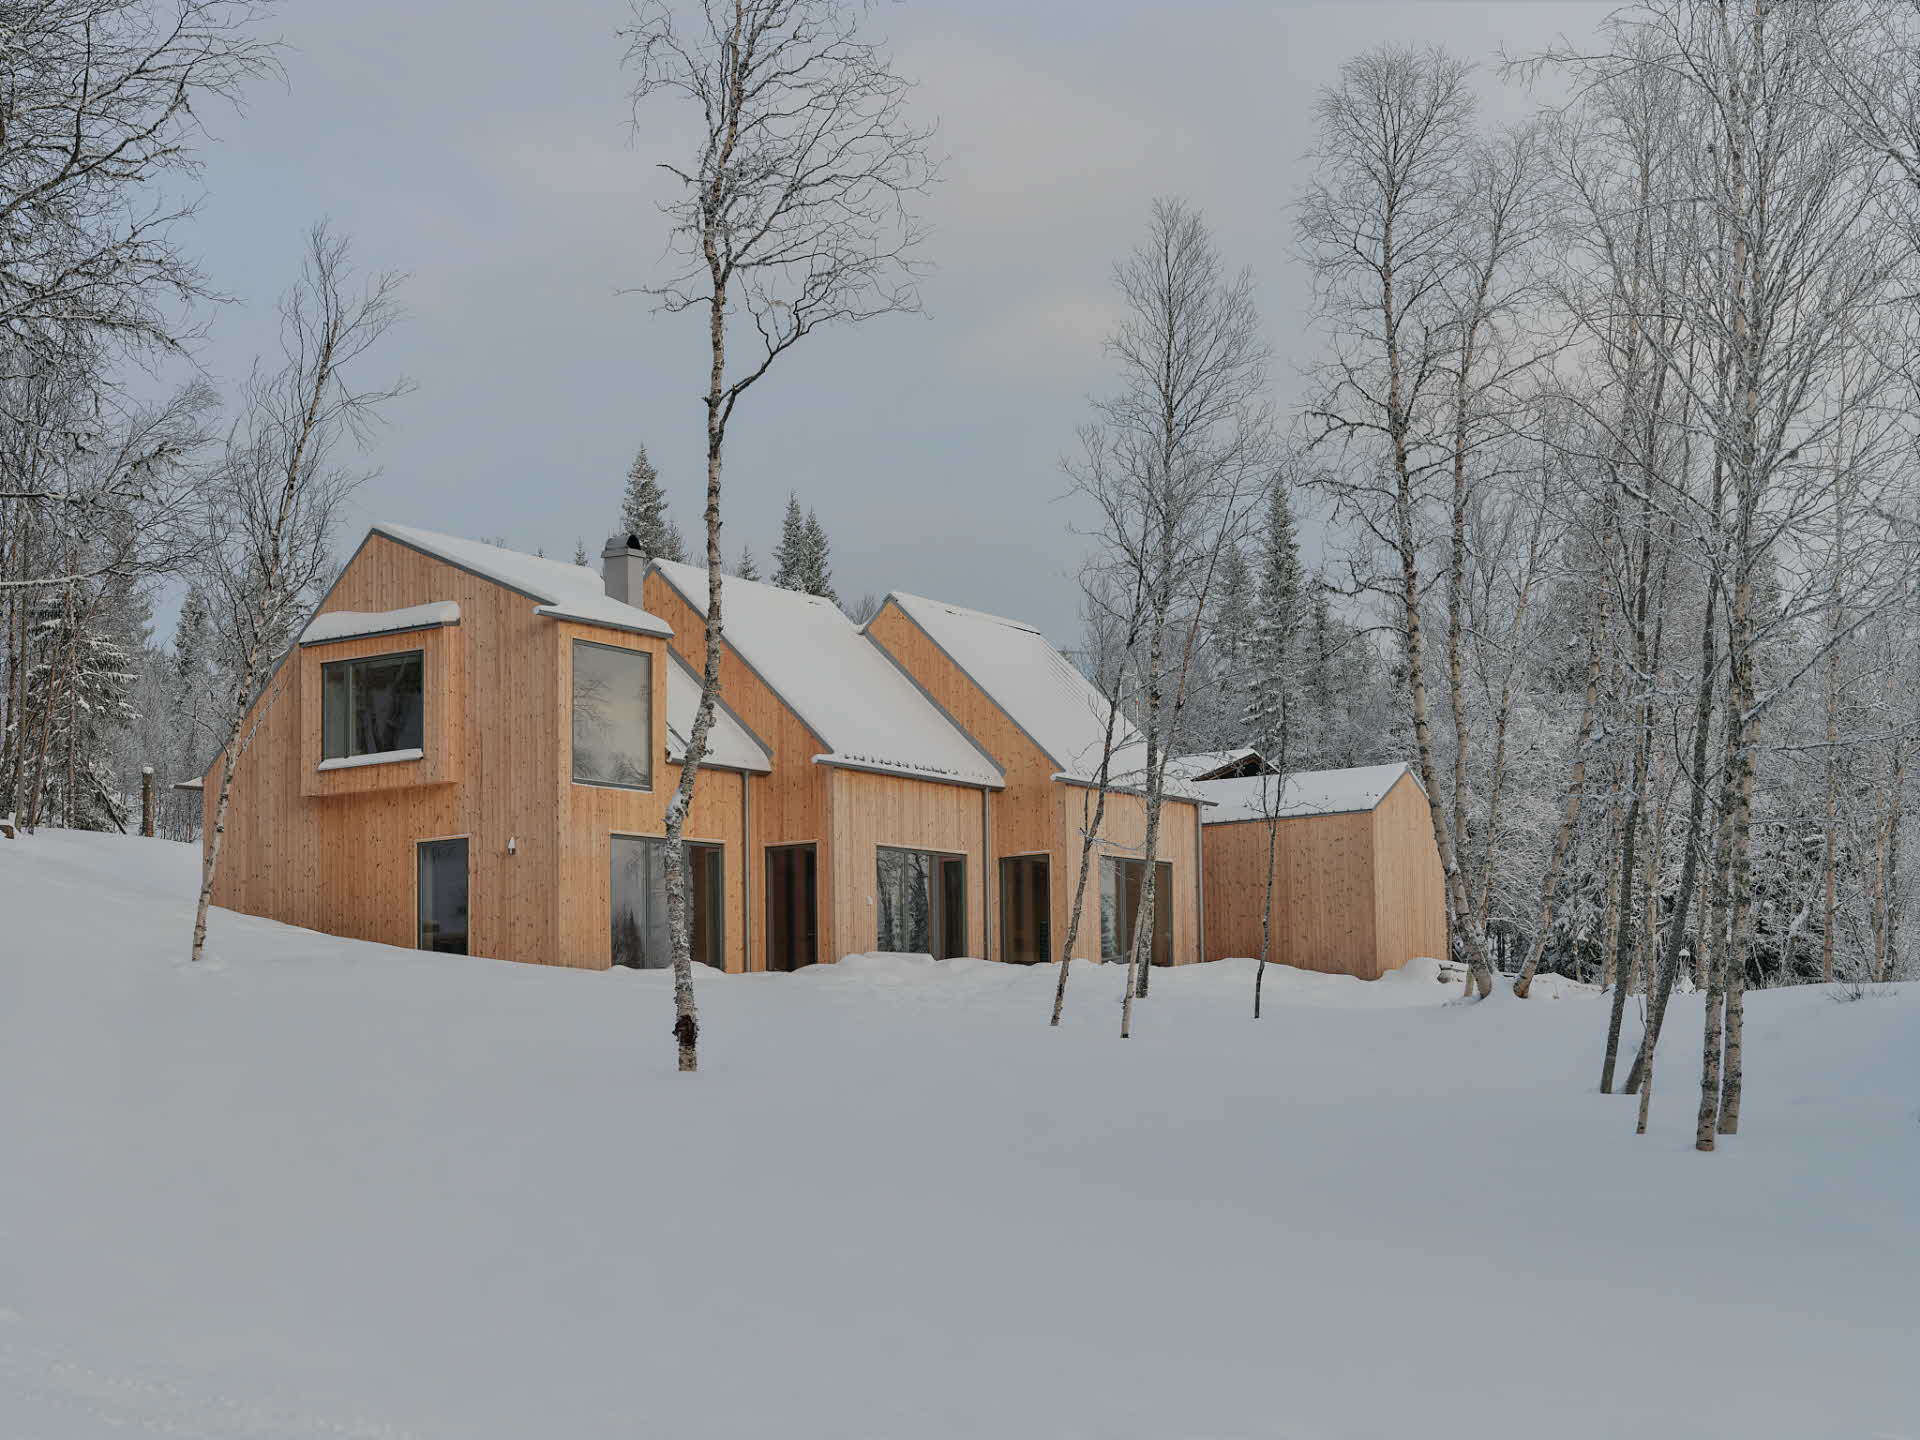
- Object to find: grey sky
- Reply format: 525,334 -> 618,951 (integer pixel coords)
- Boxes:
178,0 -> 1608,645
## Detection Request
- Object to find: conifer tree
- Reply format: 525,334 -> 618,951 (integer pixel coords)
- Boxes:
735,545 -> 761,581
803,508 -> 839,603
772,493 -> 808,589
1208,543 -> 1255,745
618,447 -> 685,563
1245,485 -> 1304,765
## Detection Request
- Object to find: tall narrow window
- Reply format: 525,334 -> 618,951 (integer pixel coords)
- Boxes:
1000,855 -> 1051,965
572,640 -> 652,789
612,836 -> 724,969
322,651 -> 423,760
876,847 -> 967,959
766,844 -> 818,972
1100,857 -> 1172,967
417,838 -> 469,954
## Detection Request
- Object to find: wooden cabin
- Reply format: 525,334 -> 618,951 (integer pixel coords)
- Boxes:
202,524 -> 773,971
864,591 -> 1205,966
1195,763 -> 1445,980
644,561 -> 1007,971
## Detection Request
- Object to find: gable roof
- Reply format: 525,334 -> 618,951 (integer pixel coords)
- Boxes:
652,561 -> 1004,789
1193,763 -> 1415,824
371,522 -> 672,638
664,650 -> 771,774
877,590 -> 1205,800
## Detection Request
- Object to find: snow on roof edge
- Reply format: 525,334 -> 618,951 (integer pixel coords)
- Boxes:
371,523 -> 671,639
651,560 -> 1004,788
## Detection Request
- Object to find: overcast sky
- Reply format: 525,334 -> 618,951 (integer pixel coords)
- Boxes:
176,0 -> 1610,645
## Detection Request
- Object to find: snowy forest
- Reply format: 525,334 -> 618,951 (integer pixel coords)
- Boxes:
8,1 -> 1920,1076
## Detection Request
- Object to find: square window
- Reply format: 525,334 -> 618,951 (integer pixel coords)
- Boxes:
321,651 -> 424,760
572,641 -> 652,789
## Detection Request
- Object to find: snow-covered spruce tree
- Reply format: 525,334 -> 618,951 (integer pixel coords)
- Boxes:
1245,480 -> 1304,1017
803,509 -> 839,603
627,0 -> 933,1070
618,447 -> 685,563
734,544 -> 761,581
1068,197 -> 1274,1035
1198,542 -> 1254,751
190,224 -> 408,967
772,493 -> 808,589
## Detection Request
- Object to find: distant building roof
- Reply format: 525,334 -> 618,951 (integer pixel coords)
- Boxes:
653,562 -> 1004,789
1194,763 -> 1416,823
1168,748 -> 1271,782
372,523 -> 672,638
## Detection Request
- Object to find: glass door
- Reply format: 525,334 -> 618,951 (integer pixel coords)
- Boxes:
417,838 -> 470,954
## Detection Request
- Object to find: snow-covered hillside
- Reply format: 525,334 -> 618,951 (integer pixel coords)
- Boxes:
1,832 -> 1914,1438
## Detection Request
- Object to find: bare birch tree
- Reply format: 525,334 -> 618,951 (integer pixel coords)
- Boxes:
1068,197 -> 1271,1037
189,224 -> 407,965
1298,44 -> 1501,997
625,0 -> 934,1070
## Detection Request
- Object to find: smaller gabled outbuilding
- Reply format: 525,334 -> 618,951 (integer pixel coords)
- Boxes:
1195,762 -> 1445,980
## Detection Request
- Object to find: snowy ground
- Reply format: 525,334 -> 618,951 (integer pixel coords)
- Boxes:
1,832 -> 1915,1439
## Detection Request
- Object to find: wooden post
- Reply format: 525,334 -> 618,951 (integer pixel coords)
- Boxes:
141,766 -> 155,838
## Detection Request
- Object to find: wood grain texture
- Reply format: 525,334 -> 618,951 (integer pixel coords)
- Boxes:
867,598 -> 1203,965
207,534 -> 751,972
1199,773 -> 1443,980
1369,771 -> 1448,974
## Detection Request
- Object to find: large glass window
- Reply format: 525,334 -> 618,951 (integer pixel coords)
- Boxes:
572,640 -> 652,789
876,846 -> 967,959
321,650 -> 423,760
766,844 -> 818,971
1000,854 -> 1051,965
611,836 -> 724,969
417,838 -> 469,954
1101,857 -> 1172,967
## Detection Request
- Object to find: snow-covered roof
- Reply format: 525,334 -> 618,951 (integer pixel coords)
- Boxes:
879,591 -> 1205,800
371,523 -> 672,638
1195,763 -> 1415,823
1168,748 -> 1270,782
665,650 -> 772,774
652,562 -> 1003,788
300,602 -> 461,647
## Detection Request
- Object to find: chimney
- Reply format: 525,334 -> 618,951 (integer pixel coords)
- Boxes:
602,534 -> 645,605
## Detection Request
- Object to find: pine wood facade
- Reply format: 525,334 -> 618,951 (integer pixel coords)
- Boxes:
203,529 -> 761,971
1198,768 -> 1445,980
864,597 -> 1204,966
206,526 -> 1437,983
641,569 -> 1000,970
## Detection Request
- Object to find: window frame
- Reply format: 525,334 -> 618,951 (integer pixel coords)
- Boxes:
570,638 -> 654,792
610,833 -> 726,970
320,647 -> 425,763
875,844 -> 968,960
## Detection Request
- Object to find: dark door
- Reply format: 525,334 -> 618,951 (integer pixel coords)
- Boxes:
417,838 -> 469,954
765,844 -> 817,971
1000,855 -> 1051,964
